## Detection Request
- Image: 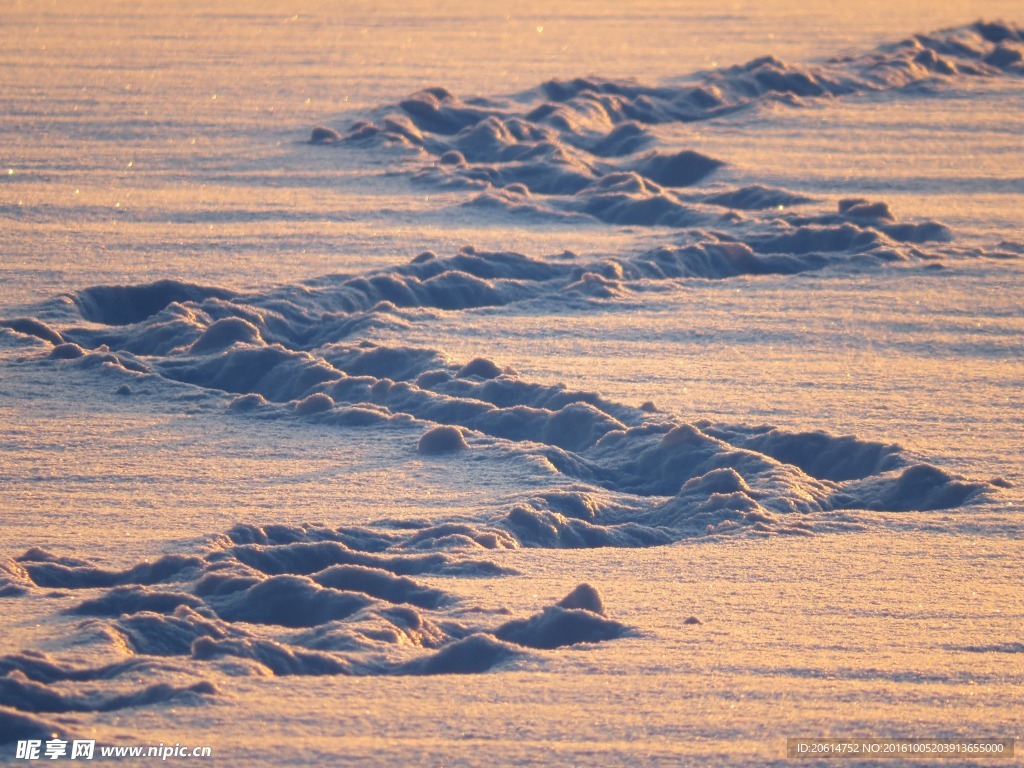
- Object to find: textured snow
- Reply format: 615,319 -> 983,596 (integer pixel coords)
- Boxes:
1,1 -> 1022,765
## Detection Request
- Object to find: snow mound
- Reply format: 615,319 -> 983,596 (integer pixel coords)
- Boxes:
418,425 -> 469,454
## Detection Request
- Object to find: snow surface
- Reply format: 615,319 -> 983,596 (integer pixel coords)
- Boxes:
1,1 -> 1022,765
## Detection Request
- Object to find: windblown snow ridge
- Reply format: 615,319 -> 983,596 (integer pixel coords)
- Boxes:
45,210 -> 945,357
2,536 -> 633,696
0,531 -> 632,727
0,251 -> 992,550
312,21 -> 1020,230
5,263 -> 996,540
9,302 -> 993,540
